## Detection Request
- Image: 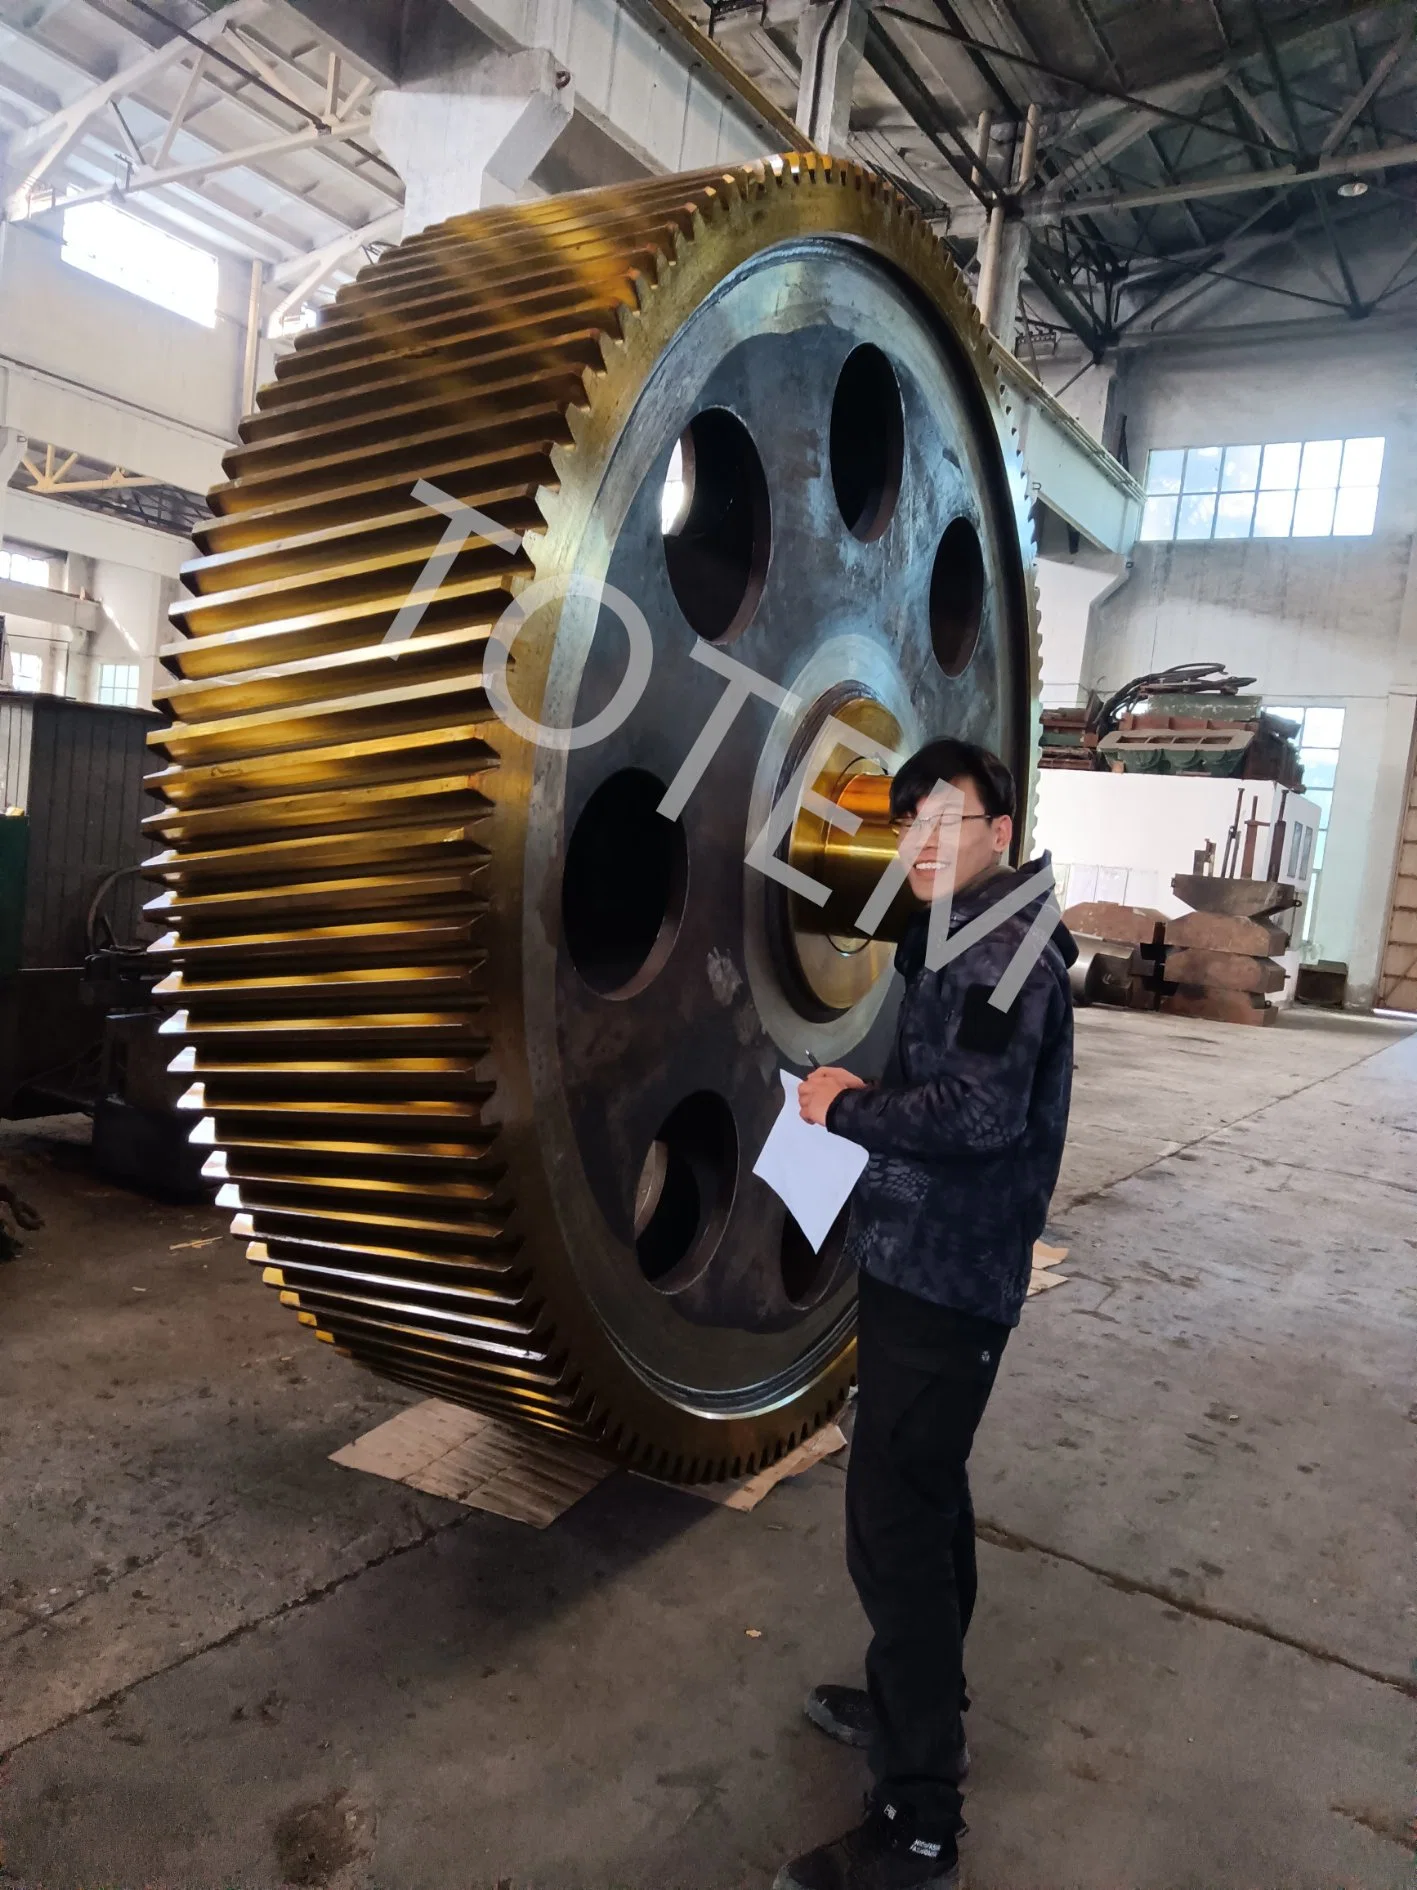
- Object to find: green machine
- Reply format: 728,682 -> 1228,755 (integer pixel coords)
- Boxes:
0,812 -> 26,978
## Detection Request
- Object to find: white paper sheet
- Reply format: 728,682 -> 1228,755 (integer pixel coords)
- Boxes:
752,1070 -> 870,1253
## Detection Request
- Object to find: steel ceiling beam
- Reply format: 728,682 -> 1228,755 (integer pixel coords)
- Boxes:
117,0 -> 400,182
1372,224 -> 1417,301
1023,245 -> 1107,354
874,5 -> 1273,152
2,0 -> 264,215
1043,103 -> 1169,196
10,115 -> 375,222
267,204 -> 400,285
1058,1 -> 1398,141
266,204 -> 401,325
1115,189 -> 1391,332
1321,14 -> 1415,155
919,0 -> 1017,117
1062,0 -> 1213,250
1248,5 -> 1365,316
862,15 -> 1008,203
0,2 -> 403,264
1047,138 -> 1417,217
1223,74 -> 1288,152
151,51 -> 208,169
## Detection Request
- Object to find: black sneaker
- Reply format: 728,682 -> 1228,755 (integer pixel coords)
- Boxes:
804,1684 -> 874,1749
772,1799 -> 959,1890
803,1687 -> 970,1783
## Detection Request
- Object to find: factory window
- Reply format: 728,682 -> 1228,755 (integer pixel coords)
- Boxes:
268,302 -> 319,340
7,650 -> 42,693
1139,438 -> 1384,542
1270,705 -> 1344,946
62,202 -> 219,328
98,662 -> 140,708
0,547 -> 51,586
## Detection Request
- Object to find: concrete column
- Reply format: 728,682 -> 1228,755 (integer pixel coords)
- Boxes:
64,551 -> 96,702
372,48 -> 575,240
0,429 -> 27,548
240,259 -> 264,422
982,220 -> 1032,352
795,0 -> 866,152
1348,533 -> 1417,1005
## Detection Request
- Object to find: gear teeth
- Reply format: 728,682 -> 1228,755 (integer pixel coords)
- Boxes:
153,158 -> 1037,1482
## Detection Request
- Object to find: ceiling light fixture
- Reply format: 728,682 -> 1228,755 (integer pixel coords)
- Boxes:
1337,178 -> 1369,198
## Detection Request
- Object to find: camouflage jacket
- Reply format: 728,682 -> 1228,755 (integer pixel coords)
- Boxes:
826,855 -> 1075,1327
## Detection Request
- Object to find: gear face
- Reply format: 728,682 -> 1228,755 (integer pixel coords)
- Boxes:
147,156 -> 1039,1482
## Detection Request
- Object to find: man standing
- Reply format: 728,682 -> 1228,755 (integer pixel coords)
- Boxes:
775,738 -> 1074,1890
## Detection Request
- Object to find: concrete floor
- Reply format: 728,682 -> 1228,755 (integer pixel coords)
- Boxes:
1,1006 -> 1414,1889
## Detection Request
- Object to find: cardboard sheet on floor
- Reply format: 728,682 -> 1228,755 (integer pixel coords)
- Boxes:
334,1402 -> 849,1526
1027,1238 -> 1070,1296
331,1400 -> 615,1528
655,1422 -> 849,1510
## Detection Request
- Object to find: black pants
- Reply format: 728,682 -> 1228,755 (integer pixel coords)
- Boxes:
845,1268 -> 1010,1835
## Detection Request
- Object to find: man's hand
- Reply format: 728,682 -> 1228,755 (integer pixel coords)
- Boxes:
799,1066 -> 867,1126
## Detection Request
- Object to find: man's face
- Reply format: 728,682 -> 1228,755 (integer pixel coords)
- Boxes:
899,775 -> 1012,904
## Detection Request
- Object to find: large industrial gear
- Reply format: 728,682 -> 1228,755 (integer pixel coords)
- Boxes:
146,154 -> 1039,1482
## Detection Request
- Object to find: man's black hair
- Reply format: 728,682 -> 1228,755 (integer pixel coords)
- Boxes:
889,738 -> 1015,823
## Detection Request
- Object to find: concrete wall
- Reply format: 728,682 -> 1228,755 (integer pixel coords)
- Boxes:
1028,357 -> 1131,709
1,487 -> 184,706
0,219 -> 227,714
1084,322 -> 1417,1005
94,560 -> 177,709
0,218 -> 239,493
1,549 -> 175,711
1035,552 -> 1124,707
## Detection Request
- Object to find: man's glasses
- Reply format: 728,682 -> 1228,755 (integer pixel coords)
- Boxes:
889,812 -> 998,837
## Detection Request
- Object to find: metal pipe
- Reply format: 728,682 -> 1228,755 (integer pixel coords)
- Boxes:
1017,100 -> 1041,188
975,202 -> 1006,323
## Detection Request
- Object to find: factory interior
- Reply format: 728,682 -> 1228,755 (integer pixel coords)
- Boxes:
1,1 -> 1416,1886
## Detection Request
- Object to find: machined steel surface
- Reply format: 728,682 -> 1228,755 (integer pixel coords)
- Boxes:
146,156 -> 1038,1480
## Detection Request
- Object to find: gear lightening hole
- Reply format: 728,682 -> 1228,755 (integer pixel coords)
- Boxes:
928,515 -> 985,678
830,344 -> 905,542
662,409 -> 771,644
563,769 -> 687,998
634,1092 -> 738,1292
780,1200 -> 851,1308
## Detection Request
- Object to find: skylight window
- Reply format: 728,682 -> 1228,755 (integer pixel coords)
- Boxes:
1140,437 -> 1384,543
62,202 -> 218,328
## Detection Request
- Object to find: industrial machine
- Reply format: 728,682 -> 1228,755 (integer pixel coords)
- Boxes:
147,156 -> 1038,1479
0,691 -> 207,1189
